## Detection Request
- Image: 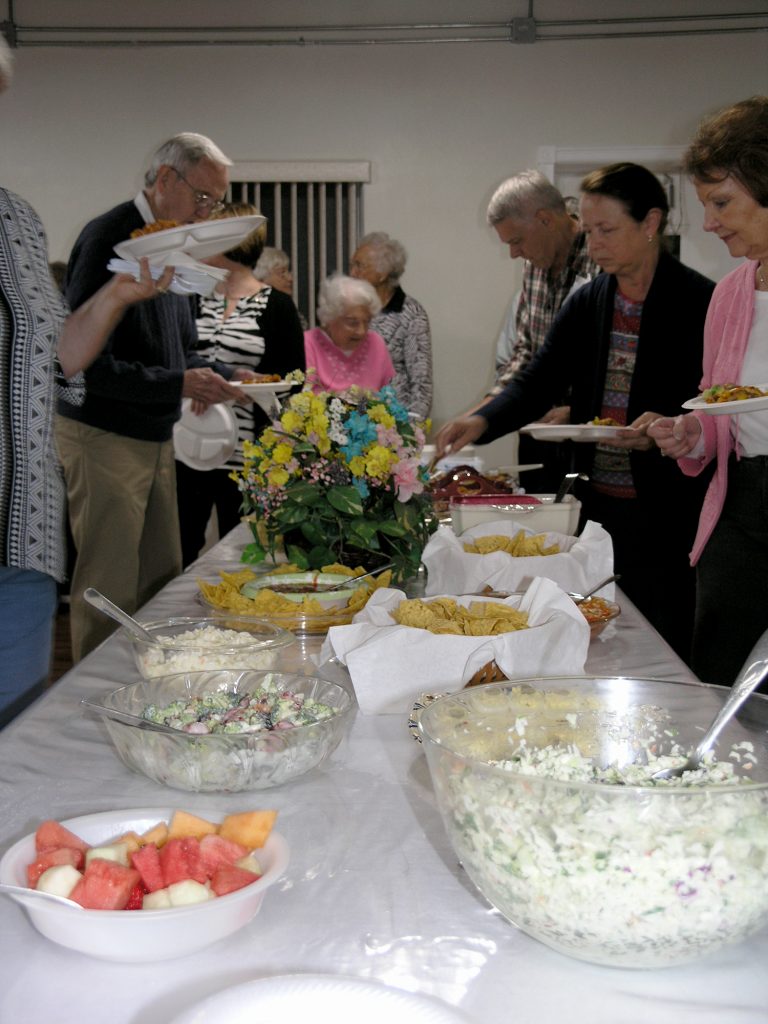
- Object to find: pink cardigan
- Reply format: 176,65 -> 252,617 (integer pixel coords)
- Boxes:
680,260 -> 757,563
303,327 -> 394,394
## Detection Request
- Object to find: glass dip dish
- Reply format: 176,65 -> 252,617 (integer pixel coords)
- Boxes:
418,676 -> 768,968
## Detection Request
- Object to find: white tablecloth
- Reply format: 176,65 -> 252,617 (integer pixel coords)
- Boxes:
1,525 -> 766,1023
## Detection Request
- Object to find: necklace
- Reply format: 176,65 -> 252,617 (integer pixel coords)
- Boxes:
758,263 -> 767,290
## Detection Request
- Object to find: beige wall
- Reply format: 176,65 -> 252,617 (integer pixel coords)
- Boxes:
2,32 -> 766,465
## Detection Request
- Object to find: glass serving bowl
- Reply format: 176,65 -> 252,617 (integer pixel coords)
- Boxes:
128,615 -> 295,679
85,669 -> 355,792
418,676 -> 768,969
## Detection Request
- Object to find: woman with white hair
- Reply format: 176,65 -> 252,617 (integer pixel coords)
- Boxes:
349,232 -> 432,419
304,275 -> 394,393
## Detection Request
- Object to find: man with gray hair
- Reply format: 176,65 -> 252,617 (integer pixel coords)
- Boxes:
56,132 -> 247,658
448,170 -> 597,490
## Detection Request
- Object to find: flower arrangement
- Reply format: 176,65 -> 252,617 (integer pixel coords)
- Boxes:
232,383 -> 436,582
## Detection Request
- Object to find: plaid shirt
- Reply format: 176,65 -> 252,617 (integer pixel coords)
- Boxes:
491,231 -> 597,395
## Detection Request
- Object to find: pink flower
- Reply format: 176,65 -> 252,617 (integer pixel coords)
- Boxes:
393,457 -> 424,502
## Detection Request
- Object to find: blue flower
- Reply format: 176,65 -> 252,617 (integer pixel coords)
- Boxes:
341,410 -> 377,459
352,476 -> 370,499
375,385 -> 410,424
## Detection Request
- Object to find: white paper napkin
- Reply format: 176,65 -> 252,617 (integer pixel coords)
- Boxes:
107,253 -> 228,297
320,577 -> 590,714
422,519 -> 614,599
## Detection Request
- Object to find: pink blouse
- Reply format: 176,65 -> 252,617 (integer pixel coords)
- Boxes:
304,327 -> 395,393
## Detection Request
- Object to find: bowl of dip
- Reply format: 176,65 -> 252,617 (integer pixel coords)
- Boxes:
418,676 -> 768,968
240,572 -> 364,611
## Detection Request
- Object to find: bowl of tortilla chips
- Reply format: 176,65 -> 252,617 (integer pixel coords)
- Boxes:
197,563 -> 394,636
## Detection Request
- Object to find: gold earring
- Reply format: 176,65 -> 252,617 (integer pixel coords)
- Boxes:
647,235 -> 653,243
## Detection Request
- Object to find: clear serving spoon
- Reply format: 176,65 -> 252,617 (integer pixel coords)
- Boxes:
652,628 -> 768,781
568,574 -> 621,603
325,563 -> 395,591
83,587 -> 157,644
0,882 -> 83,910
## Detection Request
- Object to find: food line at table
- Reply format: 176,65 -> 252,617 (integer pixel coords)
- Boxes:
3,521 -> 768,1023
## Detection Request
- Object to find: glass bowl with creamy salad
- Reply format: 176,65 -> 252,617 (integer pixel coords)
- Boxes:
87,669 -> 355,791
128,615 -> 295,679
418,676 -> 768,968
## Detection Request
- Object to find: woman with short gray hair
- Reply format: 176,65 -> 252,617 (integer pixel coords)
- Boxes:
304,274 -> 394,394
349,232 -> 432,419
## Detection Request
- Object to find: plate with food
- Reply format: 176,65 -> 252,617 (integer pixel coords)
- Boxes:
230,376 -> 299,398
682,383 -> 768,415
113,214 -> 267,263
520,420 -> 625,442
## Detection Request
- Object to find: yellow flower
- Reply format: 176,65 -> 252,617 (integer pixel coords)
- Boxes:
280,409 -> 304,434
268,467 -> 290,487
368,404 -> 395,429
365,445 -> 396,480
348,455 -> 366,477
260,427 -> 280,448
272,443 -> 294,465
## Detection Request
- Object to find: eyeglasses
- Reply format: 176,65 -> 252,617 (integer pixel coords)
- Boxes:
173,169 -> 226,214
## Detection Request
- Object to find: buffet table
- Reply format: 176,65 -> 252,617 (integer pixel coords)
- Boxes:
1,524 -> 766,1023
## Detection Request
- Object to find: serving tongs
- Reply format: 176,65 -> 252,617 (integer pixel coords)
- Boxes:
81,699 -> 184,737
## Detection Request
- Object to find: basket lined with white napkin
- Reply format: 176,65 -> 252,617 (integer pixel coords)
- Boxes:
320,577 -> 590,714
422,520 -> 614,600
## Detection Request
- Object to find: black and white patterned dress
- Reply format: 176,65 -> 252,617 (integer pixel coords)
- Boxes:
0,188 -> 84,581
194,285 -> 305,468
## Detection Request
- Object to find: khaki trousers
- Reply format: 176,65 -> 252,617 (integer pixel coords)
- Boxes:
55,417 -> 182,660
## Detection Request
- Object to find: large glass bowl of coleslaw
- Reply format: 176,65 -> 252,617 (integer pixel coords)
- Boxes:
86,669 -> 355,792
418,676 -> 768,968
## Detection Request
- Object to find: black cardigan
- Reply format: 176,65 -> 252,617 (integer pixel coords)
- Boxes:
59,201 -> 232,443
478,252 -> 715,512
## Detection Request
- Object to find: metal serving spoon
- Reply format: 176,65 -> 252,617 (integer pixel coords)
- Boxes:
83,588 -> 157,644
326,563 -> 395,591
568,574 -> 621,603
652,628 -> 768,781
0,882 -> 83,910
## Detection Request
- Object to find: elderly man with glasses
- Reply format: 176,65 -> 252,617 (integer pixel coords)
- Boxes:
56,132 -> 246,659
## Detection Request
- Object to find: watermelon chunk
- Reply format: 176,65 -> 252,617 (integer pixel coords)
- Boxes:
35,820 -> 90,856
125,881 -> 147,911
69,858 -> 141,910
27,846 -> 85,888
199,834 -> 248,878
130,843 -> 165,892
159,837 -> 207,887
210,864 -> 261,897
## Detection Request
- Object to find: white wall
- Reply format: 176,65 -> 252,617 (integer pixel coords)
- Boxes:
2,32 -> 766,466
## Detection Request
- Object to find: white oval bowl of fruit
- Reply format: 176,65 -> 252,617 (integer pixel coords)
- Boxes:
0,807 -> 288,962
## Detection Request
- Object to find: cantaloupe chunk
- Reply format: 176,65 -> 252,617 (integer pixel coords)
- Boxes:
218,810 -> 277,849
168,811 -> 218,842
141,822 -> 169,847
113,831 -> 143,854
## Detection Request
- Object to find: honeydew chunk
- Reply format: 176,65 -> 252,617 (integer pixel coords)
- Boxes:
234,853 -> 262,875
142,888 -> 172,909
85,842 -> 130,867
167,879 -> 212,906
36,864 -> 82,898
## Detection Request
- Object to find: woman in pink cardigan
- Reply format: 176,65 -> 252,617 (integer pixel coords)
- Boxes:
304,275 -> 394,394
650,96 -> 768,686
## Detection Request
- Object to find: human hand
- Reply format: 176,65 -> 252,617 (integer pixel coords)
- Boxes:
110,258 -> 174,307
647,413 -> 702,459
182,367 -> 242,410
537,405 -> 570,425
602,410 -> 665,451
433,415 -> 488,459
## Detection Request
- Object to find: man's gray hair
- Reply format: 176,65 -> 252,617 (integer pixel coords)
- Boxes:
486,170 -> 566,226
254,247 -> 289,279
317,274 -> 381,326
357,231 -> 407,285
145,132 -> 232,186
